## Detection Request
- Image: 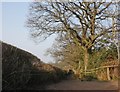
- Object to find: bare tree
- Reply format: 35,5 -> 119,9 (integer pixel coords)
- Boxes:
27,1 -> 118,74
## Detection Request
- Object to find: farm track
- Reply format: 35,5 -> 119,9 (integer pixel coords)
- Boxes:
46,80 -> 119,90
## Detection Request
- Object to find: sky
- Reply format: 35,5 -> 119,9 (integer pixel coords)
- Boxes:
1,2 -> 56,63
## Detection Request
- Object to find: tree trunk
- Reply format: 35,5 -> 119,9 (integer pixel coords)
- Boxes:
84,48 -> 89,75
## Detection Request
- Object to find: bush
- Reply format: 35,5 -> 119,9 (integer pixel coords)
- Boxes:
81,73 -> 98,81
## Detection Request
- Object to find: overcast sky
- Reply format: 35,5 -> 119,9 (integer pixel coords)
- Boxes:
1,2 -> 56,63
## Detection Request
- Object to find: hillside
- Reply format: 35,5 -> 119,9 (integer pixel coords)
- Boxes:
1,42 -> 66,90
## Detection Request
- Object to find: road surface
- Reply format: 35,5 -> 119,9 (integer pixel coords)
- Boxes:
46,80 -> 118,90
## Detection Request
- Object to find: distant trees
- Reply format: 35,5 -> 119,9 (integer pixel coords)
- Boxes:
27,1 -> 118,74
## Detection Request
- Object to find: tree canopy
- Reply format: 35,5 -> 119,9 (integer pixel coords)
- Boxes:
27,1 -> 119,73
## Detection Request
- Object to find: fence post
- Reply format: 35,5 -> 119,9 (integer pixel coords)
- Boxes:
106,67 -> 111,80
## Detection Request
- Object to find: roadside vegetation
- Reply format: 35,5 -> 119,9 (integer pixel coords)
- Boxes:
2,42 -> 66,90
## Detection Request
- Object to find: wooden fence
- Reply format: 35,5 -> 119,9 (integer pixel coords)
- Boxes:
85,64 -> 119,80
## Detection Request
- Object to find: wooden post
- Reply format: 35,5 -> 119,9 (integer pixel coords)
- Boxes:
107,67 -> 111,80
